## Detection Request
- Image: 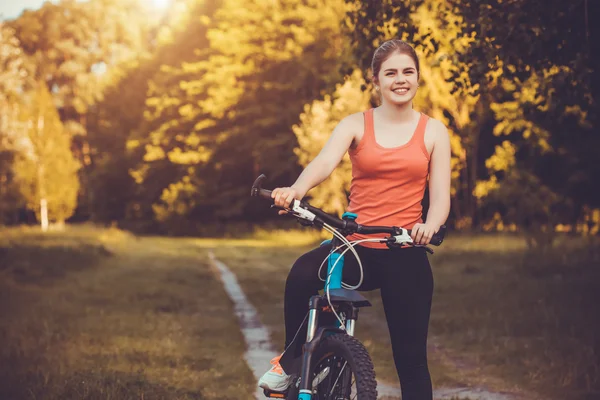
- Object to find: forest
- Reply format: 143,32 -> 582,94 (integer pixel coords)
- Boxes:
1,0 -> 598,245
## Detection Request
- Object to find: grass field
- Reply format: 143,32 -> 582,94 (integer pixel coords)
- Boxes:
1,225 -> 598,400
209,230 -> 600,400
0,225 -> 255,399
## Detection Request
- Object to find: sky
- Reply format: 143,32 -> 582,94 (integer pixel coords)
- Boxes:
0,0 -> 167,21
0,0 -> 49,21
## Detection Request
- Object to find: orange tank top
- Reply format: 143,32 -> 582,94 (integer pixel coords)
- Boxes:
346,108 -> 430,249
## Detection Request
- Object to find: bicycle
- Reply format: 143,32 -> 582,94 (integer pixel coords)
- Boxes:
250,174 -> 446,400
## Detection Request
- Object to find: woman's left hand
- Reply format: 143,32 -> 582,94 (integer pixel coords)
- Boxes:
410,223 -> 440,245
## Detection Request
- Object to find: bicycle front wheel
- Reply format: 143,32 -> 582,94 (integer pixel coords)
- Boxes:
309,333 -> 377,400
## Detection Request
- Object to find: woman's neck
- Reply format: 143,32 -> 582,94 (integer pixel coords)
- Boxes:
377,101 -> 415,123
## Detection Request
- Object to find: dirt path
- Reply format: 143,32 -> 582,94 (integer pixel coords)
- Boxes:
210,252 -> 523,400
209,252 -> 279,399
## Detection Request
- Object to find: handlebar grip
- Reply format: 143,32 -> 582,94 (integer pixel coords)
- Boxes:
257,188 -> 272,200
429,225 -> 446,246
250,174 -> 274,201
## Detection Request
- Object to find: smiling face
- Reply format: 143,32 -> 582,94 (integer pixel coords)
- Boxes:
374,52 -> 419,106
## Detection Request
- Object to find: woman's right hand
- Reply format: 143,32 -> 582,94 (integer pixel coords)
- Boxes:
271,186 -> 301,215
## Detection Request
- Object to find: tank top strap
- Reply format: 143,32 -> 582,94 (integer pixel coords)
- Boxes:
412,113 -> 430,160
351,108 -> 375,153
362,108 -> 375,143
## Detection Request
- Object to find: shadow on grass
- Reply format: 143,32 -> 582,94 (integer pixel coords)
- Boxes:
0,243 -> 112,285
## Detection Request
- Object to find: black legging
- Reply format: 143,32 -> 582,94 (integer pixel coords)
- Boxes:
279,243 -> 434,400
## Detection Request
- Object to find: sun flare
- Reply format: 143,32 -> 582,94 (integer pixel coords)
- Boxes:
152,0 -> 171,9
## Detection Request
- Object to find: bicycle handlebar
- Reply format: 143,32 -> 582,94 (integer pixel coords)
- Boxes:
251,174 -> 446,246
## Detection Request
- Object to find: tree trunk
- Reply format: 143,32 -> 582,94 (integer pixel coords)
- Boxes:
37,114 -> 48,232
468,126 -> 480,228
459,130 -> 478,231
40,198 -> 48,232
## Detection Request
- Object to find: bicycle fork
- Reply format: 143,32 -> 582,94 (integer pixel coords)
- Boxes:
297,296 -> 360,399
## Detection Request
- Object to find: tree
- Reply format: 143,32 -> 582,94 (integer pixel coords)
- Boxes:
8,0 -> 161,219
123,0 -> 221,232
455,0 -> 600,233
132,0 -> 350,232
0,23 -> 30,224
14,84 -> 80,227
9,0 -> 152,135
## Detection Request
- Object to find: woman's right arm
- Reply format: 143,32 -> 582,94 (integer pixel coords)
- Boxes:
272,114 -> 359,209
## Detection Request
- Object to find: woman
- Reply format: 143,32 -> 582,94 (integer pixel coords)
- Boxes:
258,39 -> 451,400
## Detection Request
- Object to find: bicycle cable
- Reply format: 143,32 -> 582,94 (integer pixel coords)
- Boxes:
320,223 -> 383,289
279,312 -> 309,357
320,223 -> 383,329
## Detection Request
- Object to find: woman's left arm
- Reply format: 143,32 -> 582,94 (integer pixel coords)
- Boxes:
411,120 -> 451,245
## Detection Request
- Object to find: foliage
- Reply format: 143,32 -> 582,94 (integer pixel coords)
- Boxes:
130,0 -> 350,232
13,84 -> 80,223
8,0 -> 163,222
0,23 -> 30,100
482,169 -> 568,250
8,0 -> 151,134
0,0 -> 598,240
443,0 -> 599,231
0,23 -> 30,224
85,55 -> 159,223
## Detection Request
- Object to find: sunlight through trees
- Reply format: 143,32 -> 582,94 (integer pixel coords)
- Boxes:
0,0 -> 598,240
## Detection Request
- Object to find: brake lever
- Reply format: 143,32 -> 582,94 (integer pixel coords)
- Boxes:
270,205 -> 313,225
409,243 -> 434,254
419,245 -> 434,254
270,205 -> 296,218
385,237 -> 434,254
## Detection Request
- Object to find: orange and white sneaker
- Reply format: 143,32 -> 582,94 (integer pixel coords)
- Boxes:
257,355 -> 292,391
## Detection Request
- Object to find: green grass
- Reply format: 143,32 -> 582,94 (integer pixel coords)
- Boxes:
2,225 -> 597,399
0,225 -> 255,399
208,231 -> 600,400
429,234 -> 600,400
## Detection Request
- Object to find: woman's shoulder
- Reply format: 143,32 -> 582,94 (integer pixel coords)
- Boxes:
423,114 -> 449,137
340,110 -> 367,126
335,111 -> 369,149
334,110 -> 368,135
420,114 -> 449,155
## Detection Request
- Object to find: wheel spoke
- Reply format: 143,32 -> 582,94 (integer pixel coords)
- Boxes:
328,360 -> 347,397
324,356 -> 334,399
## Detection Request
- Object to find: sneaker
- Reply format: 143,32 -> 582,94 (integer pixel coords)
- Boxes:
258,354 -> 292,391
